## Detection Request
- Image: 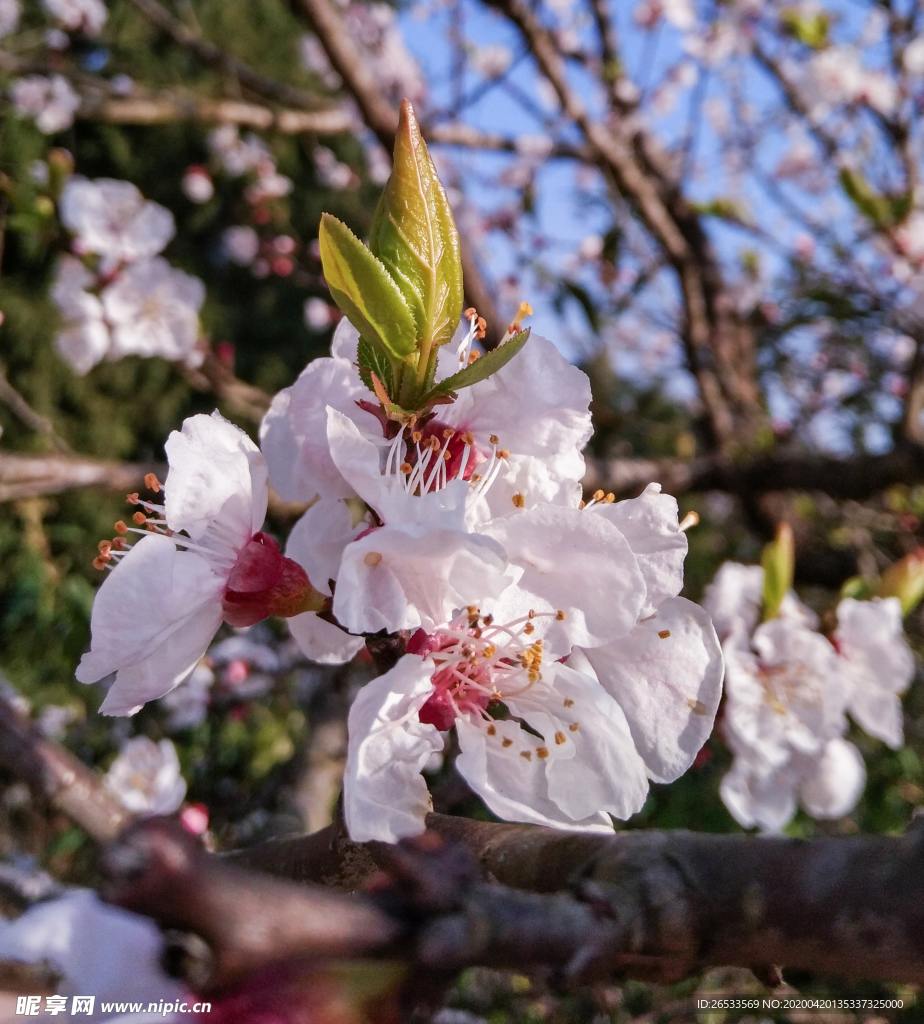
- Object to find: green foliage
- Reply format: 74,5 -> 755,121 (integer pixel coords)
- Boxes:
422,329 -> 531,403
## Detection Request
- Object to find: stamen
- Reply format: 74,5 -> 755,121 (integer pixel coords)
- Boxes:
536,747 -> 548,759
679,511 -> 700,532
114,521 -> 128,535
520,751 -> 532,761
658,629 -> 671,639
144,473 -> 162,493
126,493 -> 139,505
132,512 -> 147,525
363,552 -> 383,567
569,722 -> 580,732
556,610 -> 566,620
555,732 -> 566,745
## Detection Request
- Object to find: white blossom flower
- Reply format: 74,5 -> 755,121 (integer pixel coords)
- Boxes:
105,736 -> 187,815
835,597 -> 914,748
208,125 -> 272,177
42,0 -> 107,36
59,177 -> 175,272
51,255 -> 112,374
344,616 -> 650,841
11,74 -> 80,133
76,412 -> 322,714
222,225 -> 260,266
304,296 -> 335,330
181,165 -> 214,204
904,36 -> 924,77
0,0 -> 21,37
704,562 -> 882,831
160,661 -> 213,731
0,889 -> 189,1021
100,257 -> 204,365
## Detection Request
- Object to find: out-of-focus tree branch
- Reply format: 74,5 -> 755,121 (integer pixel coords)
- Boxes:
126,0 -> 323,112
485,0 -> 763,451
0,692 -> 128,843
293,0 -> 506,349
12,444 -> 924,504
0,366 -> 71,453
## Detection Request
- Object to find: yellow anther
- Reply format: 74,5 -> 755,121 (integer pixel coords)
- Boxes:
400,462 -> 413,474
528,609 -> 536,619
556,610 -> 566,621
443,450 -> 451,461
92,555 -> 110,570
502,738 -> 513,747
112,537 -> 127,551
97,539 -> 112,553
579,500 -> 586,509
487,724 -> 497,736
363,551 -> 383,567
512,493 -> 525,508
524,622 -> 535,635
132,511 -> 147,525
569,722 -> 580,732
461,431 -> 475,445
144,473 -> 162,493
679,510 -> 700,532
114,521 -> 128,535
604,493 -> 615,503
658,629 -> 671,639
497,448 -> 509,459
412,431 -> 422,443
593,489 -> 605,502
563,698 -> 575,708
468,350 -> 481,363
464,306 -> 478,319
443,428 -> 455,439
126,492 -> 139,505
520,750 -> 532,761
536,747 -> 549,759
555,732 -> 566,745
489,434 -> 499,445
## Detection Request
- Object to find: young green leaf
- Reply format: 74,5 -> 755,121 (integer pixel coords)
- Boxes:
319,214 -> 417,360
876,549 -> 924,616
761,522 -> 795,620
357,334 -> 396,396
369,101 -> 464,357
421,329 -> 530,404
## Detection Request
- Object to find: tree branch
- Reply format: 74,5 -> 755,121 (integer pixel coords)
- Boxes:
0,692 -> 129,843
0,451 -> 161,503
486,0 -> 762,450
225,812 -> 924,986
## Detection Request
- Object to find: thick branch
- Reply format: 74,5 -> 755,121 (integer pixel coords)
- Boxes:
225,813 -> 924,986
294,0 -> 506,348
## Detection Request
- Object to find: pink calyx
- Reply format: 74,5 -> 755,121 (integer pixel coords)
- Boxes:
221,532 -> 326,627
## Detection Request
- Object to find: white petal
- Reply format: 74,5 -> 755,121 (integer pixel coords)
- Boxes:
287,611 -> 365,664
326,407 -> 470,529
259,357 -> 374,503
455,716 -> 614,832
720,754 -> 798,832
285,497 -> 367,596
836,597 -> 913,748
797,738 -> 866,819
590,483 -> 687,614
702,562 -> 764,641
484,504 -> 646,657
333,524 -> 509,634
330,318 -> 359,362
344,656 -> 443,843
538,663 -> 649,821
76,534 -> 224,686
443,332 -> 592,510
164,410 -> 267,542
582,597 -> 724,783
99,600 -> 224,716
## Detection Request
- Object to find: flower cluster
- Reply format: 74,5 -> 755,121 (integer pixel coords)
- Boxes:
704,547 -> 915,832
51,177 -> 206,373
76,102 -> 724,843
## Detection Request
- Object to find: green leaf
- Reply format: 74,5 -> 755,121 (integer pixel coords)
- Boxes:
369,101 -> 464,354
422,329 -> 530,403
319,214 -> 417,360
357,334 -> 396,396
876,550 -> 924,616
761,522 -> 794,620
780,8 -> 829,48
839,170 -> 911,230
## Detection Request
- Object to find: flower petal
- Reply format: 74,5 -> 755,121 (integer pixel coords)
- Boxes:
580,597 -> 724,783
702,561 -> 764,641
484,504 -> 646,657
836,597 -> 913,748
796,738 -> 866,820
287,611 -> 365,665
76,534 -> 224,687
285,497 -> 368,596
590,484 -> 687,614
333,524 -> 509,634
719,754 -> 798,832
344,656 -> 443,843
164,411 -> 267,541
